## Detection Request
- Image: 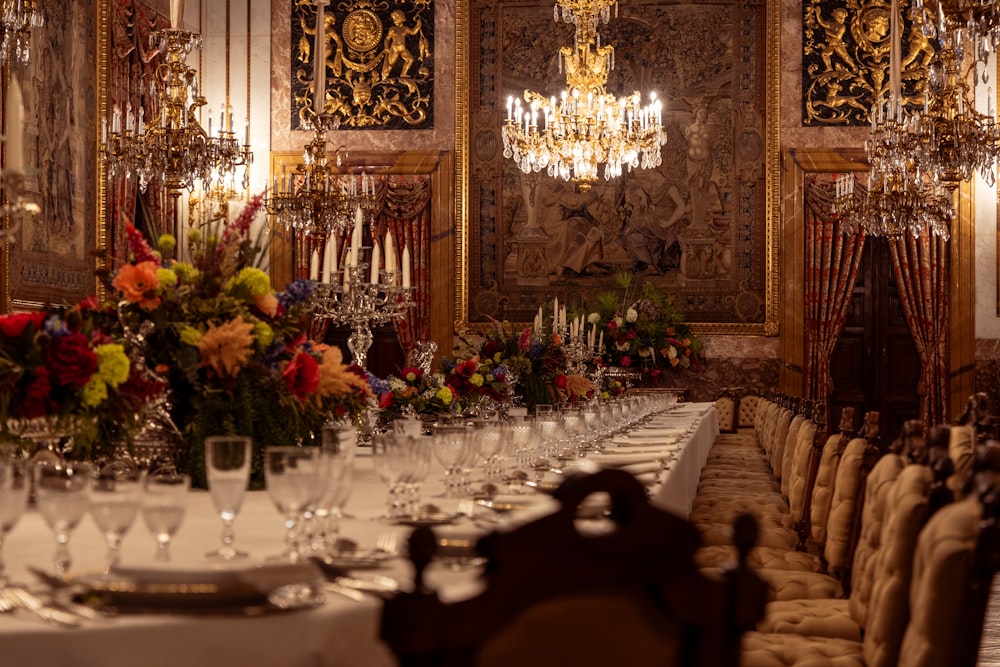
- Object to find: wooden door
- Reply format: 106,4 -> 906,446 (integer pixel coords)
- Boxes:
828,237 -> 922,448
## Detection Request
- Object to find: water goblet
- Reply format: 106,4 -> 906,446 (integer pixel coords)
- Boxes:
205,435 -> 252,560
400,434 -> 432,516
0,452 -> 28,585
472,419 -> 505,483
90,462 -> 143,570
33,461 -> 93,576
371,433 -> 411,519
314,442 -> 355,557
265,446 -> 323,562
141,469 -> 190,563
431,423 -> 475,497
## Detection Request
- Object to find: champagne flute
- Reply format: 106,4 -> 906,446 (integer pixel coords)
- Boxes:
33,461 -> 93,576
0,452 -> 28,585
265,446 -> 322,561
141,469 -> 190,562
205,436 -> 252,560
90,462 -> 143,570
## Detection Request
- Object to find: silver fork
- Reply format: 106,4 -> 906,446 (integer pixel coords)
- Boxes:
1,587 -> 81,627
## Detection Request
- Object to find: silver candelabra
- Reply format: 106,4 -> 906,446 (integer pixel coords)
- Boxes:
312,260 -> 415,370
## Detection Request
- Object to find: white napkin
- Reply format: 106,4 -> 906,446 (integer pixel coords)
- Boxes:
587,451 -> 667,467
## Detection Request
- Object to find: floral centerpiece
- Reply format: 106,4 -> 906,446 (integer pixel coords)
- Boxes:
588,272 -> 702,386
452,319 -> 595,411
0,299 -> 161,460
109,196 -> 370,486
372,367 -> 457,422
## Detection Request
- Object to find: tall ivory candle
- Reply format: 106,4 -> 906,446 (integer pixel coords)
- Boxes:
170,0 -> 184,27
370,239 -> 381,285
401,244 -> 411,289
5,76 -> 23,174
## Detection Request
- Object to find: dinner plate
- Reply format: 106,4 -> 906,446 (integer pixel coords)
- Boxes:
324,550 -> 395,570
72,562 -> 325,614
392,511 -> 459,527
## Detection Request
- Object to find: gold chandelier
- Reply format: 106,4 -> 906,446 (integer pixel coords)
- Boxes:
835,171 -> 953,240
502,0 -> 665,191
103,28 -> 252,200
0,0 -> 43,67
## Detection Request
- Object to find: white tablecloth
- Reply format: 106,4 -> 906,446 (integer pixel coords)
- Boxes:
0,403 -> 718,666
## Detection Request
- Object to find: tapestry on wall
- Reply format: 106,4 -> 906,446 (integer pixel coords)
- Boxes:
802,0 -> 932,126
9,0 -> 98,307
289,0 -> 434,130
468,0 -> 770,330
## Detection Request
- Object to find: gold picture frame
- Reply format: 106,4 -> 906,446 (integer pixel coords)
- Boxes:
454,0 -> 780,336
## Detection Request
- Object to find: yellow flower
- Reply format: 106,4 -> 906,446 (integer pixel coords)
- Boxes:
156,268 -> 178,288
233,267 -> 271,297
254,322 -> 274,348
196,316 -> 255,377
81,379 -> 109,408
436,386 -> 454,406
470,373 -> 484,387
180,326 -> 202,346
94,344 -> 130,388
172,262 -> 200,283
158,234 -> 177,254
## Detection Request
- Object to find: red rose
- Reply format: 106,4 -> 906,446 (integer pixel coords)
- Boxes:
17,368 -> 51,418
379,392 -> 396,409
282,352 -> 320,400
621,355 -> 632,367
46,333 -> 98,387
0,311 -> 45,339
401,366 -> 424,383
554,374 -> 568,389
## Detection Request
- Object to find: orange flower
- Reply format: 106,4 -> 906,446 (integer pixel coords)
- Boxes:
112,261 -> 161,311
196,316 -> 255,377
315,346 -> 370,398
254,292 -> 279,318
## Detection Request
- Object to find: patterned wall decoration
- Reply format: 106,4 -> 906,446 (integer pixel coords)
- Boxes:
465,0 -> 776,333
802,0 -> 932,126
5,0 -> 97,308
290,0 -> 434,130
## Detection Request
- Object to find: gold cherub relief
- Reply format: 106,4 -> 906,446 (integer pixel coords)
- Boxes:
291,0 -> 434,130
803,0 -> 932,126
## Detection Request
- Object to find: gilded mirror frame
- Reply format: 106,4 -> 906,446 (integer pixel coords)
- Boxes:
454,0 -> 781,336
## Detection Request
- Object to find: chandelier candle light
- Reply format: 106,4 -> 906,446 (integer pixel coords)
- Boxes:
1,74 -> 38,244
0,0 -> 43,67
502,0 -> 665,191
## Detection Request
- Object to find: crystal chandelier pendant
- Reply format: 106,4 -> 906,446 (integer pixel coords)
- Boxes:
0,0 -> 44,67
502,0 -> 665,190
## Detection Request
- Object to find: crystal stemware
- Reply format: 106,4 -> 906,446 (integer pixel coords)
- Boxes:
204,435 -> 252,560
431,422 -> 475,498
141,469 -> 190,563
264,446 -> 323,562
371,433 -> 411,519
90,462 -> 143,570
0,452 -> 28,585
33,461 -> 93,576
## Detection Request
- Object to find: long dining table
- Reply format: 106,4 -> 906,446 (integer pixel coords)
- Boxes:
0,401 -> 719,667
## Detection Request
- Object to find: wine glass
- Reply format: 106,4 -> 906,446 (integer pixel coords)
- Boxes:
431,423 -> 474,497
141,469 -> 190,562
33,461 -> 93,576
264,446 -> 323,562
90,462 -> 143,569
0,451 -> 28,585
315,449 -> 355,556
371,433 -> 411,519
205,436 -> 252,560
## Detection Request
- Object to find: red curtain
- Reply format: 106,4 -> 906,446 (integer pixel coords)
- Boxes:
803,175 -> 867,408
889,228 -> 949,425
381,176 -> 431,356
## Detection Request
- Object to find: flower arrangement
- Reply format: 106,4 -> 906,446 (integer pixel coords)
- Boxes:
452,319 -> 595,410
0,299 -> 162,460
109,195 -> 370,486
373,367 -> 457,421
586,272 -> 702,382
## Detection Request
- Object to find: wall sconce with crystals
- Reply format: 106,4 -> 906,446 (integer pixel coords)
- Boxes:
0,0 -> 43,67
502,0 -> 665,191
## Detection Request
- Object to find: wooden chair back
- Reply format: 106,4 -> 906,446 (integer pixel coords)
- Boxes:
380,469 -> 768,667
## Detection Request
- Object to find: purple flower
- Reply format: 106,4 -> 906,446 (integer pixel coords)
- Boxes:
277,279 -> 317,310
367,372 -> 391,396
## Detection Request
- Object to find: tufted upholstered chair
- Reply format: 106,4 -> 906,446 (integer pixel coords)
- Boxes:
755,453 -> 907,640
742,454 -> 1000,667
715,392 -> 737,433
737,394 -> 761,431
